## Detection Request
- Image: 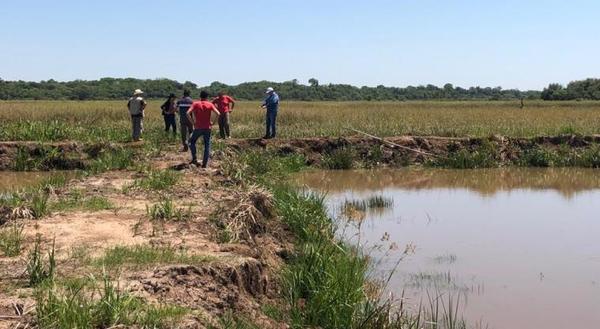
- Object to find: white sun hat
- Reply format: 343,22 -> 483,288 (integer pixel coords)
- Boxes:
265,87 -> 274,94
133,89 -> 144,96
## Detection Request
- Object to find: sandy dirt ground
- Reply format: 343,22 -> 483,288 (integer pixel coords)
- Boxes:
0,149 -> 293,328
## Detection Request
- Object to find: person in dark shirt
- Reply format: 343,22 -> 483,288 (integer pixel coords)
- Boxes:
160,93 -> 177,136
177,90 -> 194,151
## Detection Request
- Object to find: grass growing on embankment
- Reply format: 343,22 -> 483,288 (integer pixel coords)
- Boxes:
35,272 -> 187,329
226,149 -> 468,329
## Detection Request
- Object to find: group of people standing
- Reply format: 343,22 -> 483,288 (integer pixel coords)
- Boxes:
127,87 -> 280,168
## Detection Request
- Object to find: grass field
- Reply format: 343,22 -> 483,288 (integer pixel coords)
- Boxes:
2,100 -> 600,142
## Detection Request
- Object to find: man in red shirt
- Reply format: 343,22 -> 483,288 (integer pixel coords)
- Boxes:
186,91 -> 220,167
212,91 -> 236,139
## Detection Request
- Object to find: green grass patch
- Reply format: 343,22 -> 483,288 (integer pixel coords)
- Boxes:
213,312 -> 260,329
30,191 -> 50,219
93,245 -> 213,269
86,146 -> 135,174
146,199 -> 192,222
220,150 -> 306,185
430,140 -> 499,169
12,145 -> 79,171
0,223 -> 24,257
132,169 -> 181,191
51,189 -> 114,212
27,235 -> 57,286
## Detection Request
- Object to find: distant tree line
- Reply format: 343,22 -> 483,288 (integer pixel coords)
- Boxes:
0,76 -> 580,101
0,78 -> 199,100
541,78 -> 600,100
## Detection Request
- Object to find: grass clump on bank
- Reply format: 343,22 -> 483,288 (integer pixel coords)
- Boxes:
518,144 -> 600,168
35,272 -> 187,329
276,188 -> 371,328
322,147 -> 355,170
429,140 -> 499,169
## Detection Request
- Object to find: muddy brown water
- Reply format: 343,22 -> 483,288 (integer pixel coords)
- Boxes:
0,171 -> 73,192
295,168 -> 600,329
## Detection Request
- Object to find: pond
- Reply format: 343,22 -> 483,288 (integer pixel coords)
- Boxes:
295,168 -> 600,329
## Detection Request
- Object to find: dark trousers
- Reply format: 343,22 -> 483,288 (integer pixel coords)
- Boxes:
265,110 -> 277,138
218,112 -> 231,138
164,114 -> 176,134
131,114 -> 143,141
179,113 -> 193,148
189,129 -> 211,167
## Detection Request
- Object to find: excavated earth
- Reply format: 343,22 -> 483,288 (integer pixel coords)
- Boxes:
0,150 -> 293,329
3,134 -> 600,170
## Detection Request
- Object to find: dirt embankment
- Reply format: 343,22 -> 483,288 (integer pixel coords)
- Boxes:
3,134 -> 600,171
0,151 -> 294,328
226,134 -> 600,166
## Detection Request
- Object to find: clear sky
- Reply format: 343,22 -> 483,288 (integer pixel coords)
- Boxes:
1,0 -> 599,90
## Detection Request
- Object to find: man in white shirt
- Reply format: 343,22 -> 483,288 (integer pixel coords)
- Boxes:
127,89 -> 147,141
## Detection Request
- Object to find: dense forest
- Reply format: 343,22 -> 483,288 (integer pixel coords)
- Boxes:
541,79 -> 600,100
0,77 -> 545,101
3,77 -> 600,101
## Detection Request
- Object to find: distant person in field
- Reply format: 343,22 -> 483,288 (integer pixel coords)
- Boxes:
212,91 -> 236,139
160,93 -> 177,136
177,90 -> 194,152
127,89 -> 147,142
261,87 -> 279,139
186,91 -> 220,167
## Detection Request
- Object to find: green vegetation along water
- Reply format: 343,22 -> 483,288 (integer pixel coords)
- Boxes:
295,168 -> 600,329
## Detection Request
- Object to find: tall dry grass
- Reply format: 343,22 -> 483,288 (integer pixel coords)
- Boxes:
2,100 -> 600,141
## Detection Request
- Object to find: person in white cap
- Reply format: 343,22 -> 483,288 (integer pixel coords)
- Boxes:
127,89 -> 147,141
261,87 -> 279,139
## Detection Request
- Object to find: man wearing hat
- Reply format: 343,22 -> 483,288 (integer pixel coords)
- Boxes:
261,87 -> 279,139
127,89 -> 147,142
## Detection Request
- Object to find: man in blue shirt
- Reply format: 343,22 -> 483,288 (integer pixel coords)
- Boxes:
261,87 -> 279,139
177,90 -> 194,151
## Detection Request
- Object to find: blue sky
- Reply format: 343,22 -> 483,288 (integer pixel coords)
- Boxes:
0,0 -> 599,89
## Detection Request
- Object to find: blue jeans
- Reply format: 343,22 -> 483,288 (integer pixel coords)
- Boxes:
164,114 -> 176,134
265,110 -> 277,138
189,129 -> 211,167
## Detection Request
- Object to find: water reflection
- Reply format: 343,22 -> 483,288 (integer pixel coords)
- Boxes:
295,167 -> 600,198
296,168 -> 600,329
0,171 -> 71,192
